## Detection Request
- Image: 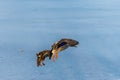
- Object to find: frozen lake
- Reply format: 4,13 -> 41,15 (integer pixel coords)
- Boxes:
0,0 -> 120,80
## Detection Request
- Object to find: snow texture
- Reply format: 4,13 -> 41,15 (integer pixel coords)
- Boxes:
0,0 -> 120,80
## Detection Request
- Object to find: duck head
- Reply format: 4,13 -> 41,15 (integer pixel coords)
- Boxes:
36,52 -> 43,66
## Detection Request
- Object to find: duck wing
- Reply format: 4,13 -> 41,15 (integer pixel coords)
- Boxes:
58,38 -> 79,47
51,38 -> 79,53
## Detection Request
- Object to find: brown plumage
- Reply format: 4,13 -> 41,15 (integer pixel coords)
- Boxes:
36,50 -> 51,66
36,38 -> 79,67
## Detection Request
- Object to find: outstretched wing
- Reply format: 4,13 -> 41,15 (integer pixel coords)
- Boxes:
51,38 -> 79,52
58,38 -> 79,47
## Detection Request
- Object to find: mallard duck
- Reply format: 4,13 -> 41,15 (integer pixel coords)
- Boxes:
49,38 -> 79,61
36,50 -> 51,66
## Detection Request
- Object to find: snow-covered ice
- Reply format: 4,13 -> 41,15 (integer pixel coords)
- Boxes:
0,0 -> 120,80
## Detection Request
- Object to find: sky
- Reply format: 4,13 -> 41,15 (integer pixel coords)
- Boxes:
0,0 -> 120,80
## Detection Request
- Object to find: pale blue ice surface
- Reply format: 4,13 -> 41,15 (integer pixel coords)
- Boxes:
0,0 -> 120,80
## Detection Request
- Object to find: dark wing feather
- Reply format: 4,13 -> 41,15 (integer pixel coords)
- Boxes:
58,42 -> 67,48
57,41 -> 69,52
58,45 -> 69,52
